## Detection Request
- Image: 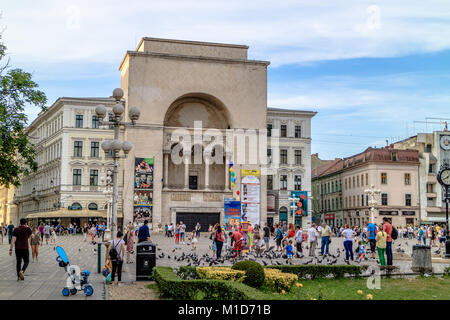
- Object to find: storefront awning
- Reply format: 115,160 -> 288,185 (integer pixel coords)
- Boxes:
26,209 -> 123,219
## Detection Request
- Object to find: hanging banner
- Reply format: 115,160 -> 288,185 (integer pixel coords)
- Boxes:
134,157 -> 154,225
224,198 -> 241,231
241,170 -> 260,226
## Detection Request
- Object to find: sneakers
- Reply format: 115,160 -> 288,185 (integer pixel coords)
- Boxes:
18,271 -> 24,280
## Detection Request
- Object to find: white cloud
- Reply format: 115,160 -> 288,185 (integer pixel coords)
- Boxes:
1,0 -> 450,67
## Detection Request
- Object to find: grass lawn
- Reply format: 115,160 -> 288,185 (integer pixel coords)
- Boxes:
274,276 -> 450,300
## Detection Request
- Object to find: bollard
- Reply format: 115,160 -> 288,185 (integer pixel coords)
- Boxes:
97,242 -> 102,273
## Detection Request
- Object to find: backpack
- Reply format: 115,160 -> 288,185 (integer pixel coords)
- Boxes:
123,233 -> 128,245
391,227 -> 398,240
109,240 -> 121,261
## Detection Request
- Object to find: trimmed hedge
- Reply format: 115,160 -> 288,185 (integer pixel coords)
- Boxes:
232,261 -> 266,288
266,265 -> 362,279
153,266 -> 273,300
177,266 -> 198,279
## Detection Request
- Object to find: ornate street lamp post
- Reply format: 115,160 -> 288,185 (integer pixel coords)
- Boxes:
95,88 -> 141,240
101,169 -> 113,242
437,163 -> 450,258
289,195 -> 300,227
364,184 -> 381,224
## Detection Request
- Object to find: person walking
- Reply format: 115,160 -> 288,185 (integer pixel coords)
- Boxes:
7,221 -> 14,244
126,225 -> 135,264
366,220 -> 377,259
275,224 -> 283,251
38,222 -> 44,242
295,225 -> 303,253
174,224 -> 180,245
382,217 -> 393,266
376,224 -> 387,266
83,223 -> 88,242
320,222 -> 331,256
9,219 -> 32,281
50,225 -> 57,247
214,224 -> 224,259
107,231 -> 126,286
137,220 -> 151,243
342,224 -> 356,262
263,223 -> 271,251
195,222 -> 201,238
307,223 -> 318,257
179,221 -> 186,244
90,224 -> 96,243
30,227 -> 41,262
44,223 -> 51,245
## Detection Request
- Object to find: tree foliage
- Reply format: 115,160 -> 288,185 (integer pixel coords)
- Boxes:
0,33 -> 47,187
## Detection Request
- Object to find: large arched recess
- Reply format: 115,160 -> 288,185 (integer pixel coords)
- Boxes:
164,93 -> 232,129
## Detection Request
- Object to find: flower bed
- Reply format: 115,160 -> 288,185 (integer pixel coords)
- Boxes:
266,265 -> 362,279
153,266 -> 272,300
263,268 -> 298,292
196,267 -> 246,282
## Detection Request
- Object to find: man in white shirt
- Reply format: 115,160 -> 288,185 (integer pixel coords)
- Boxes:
295,226 -> 303,253
308,224 -> 318,257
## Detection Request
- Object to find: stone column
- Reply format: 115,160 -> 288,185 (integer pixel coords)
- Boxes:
205,158 -> 210,190
225,153 -> 230,191
164,153 -> 169,189
184,155 -> 189,190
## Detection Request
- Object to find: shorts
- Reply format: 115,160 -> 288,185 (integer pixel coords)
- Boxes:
45,234 -> 50,239
287,253 -> 293,259
440,237 -> 447,244
369,239 -> 376,252
264,237 -> 269,244
276,239 -> 282,246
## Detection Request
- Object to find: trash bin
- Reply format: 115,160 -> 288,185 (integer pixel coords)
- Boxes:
136,241 -> 156,281
411,245 -> 432,273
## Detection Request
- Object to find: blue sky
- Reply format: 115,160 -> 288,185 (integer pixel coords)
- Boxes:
2,0 -> 450,159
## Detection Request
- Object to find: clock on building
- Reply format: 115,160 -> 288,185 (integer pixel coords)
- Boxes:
437,165 -> 450,187
440,135 -> 450,151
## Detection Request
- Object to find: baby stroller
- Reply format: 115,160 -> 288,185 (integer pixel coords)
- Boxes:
56,246 -> 94,297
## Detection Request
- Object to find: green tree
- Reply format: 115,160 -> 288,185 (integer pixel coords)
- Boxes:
0,33 -> 47,187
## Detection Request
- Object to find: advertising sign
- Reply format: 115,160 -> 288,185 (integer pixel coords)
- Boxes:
224,198 -> 241,231
134,157 -> 154,225
240,170 -> 260,226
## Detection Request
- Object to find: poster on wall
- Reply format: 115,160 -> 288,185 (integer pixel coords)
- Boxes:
134,157 -> 154,226
240,170 -> 260,226
224,198 -> 241,231
289,191 -> 308,216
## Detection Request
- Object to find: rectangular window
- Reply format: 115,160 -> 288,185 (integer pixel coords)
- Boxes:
267,175 -> 273,190
361,194 -> 364,206
108,114 -> 114,130
427,183 -> 434,193
361,174 -> 364,186
280,149 -> 288,165
280,125 -> 287,137
357,176 -> 360,188
344,178 -> 347,189
267,124 -> 272,137
91,141 -> 99,158
345,197 -> 348,208
90,169 -> 98,186
404,173 -> 411,185
75,115 -> 83,128
73,141 -> 83,157
92,115 -> 99,129
429,164 -> 434,174
294,175 -> 302,190
352,176 -> 355,188
425,144 -> 432,153
73,169 -> 82,185
340,197 -> 342,209
381,172 -> 387,184
366,173 -> 369,185
295,125 -> 301,138
267,149 -> 272,163
295,150 -> 302,165
280,175 -> 287,190
405,194 -> 412,206
381,193 -> 388,206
